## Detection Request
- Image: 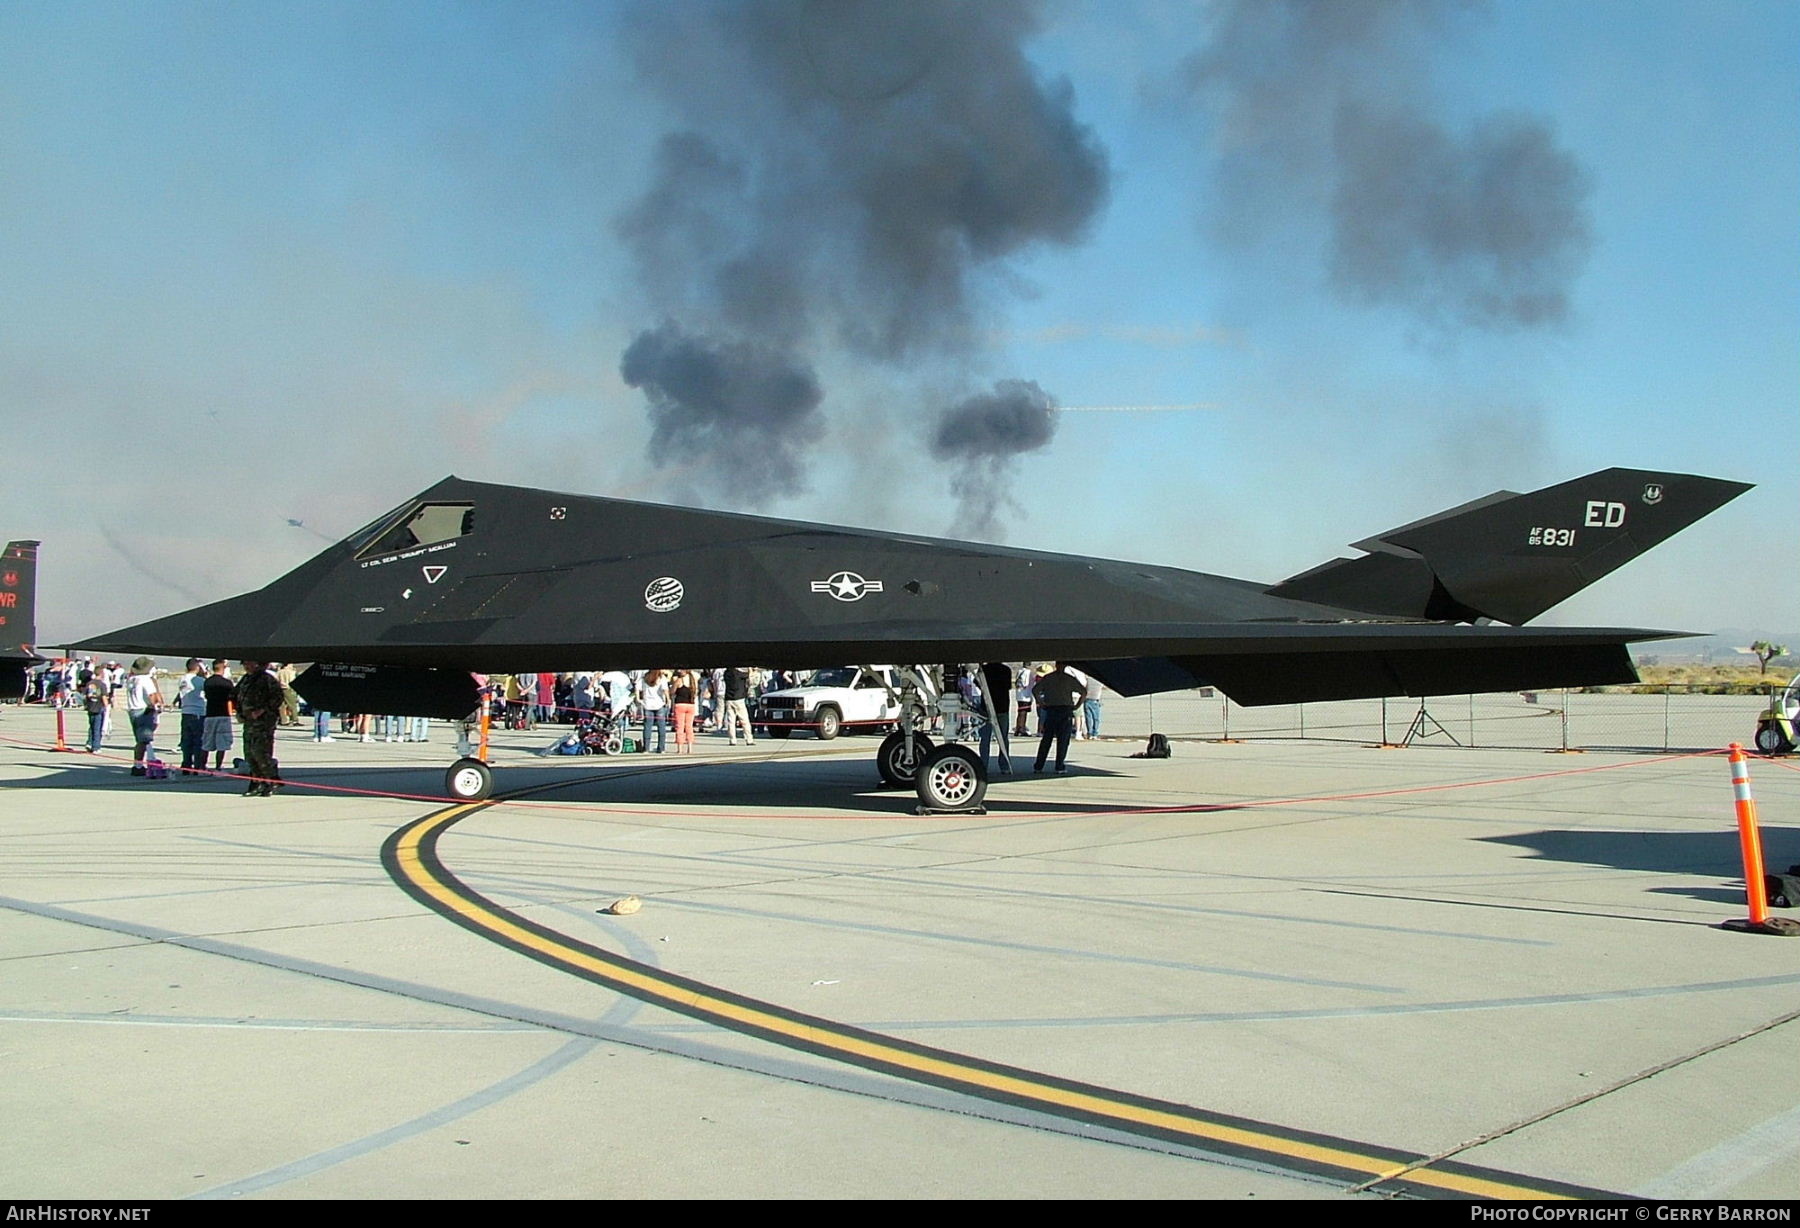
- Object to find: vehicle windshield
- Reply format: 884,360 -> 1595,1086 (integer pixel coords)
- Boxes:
806,668 -> 862,688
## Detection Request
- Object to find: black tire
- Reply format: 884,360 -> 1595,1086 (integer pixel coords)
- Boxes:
915,744 -> 986,811
877,730 -> 935,788
1755,723 -> 1793,755
445,757 -> 493,801
814,706 -> 842,741
763,725 -> 791,740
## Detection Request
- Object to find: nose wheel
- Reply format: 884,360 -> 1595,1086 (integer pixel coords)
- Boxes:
445,757 -> 494,801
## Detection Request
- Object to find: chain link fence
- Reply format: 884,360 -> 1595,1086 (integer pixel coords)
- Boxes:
1098,684 -> 1780,753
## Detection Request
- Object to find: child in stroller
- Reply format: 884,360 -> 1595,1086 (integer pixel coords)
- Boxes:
574,705 -> 625,755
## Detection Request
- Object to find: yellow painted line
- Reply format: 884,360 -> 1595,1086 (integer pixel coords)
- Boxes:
386,799 -> 1598,1200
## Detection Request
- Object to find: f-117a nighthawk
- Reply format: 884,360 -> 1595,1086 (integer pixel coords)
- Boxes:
80,468 -> 1748,808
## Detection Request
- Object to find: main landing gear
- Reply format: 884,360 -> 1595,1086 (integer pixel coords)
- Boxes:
866,664 -> 1001,814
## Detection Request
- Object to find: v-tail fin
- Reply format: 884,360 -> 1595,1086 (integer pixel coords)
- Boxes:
1266,469 -> 1750,624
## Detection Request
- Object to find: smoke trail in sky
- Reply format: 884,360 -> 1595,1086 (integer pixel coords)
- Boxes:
1181,0 -> 1592,331
929,379 -> 1057,538
619,321 -> 824,502
615,0 -> 1107,510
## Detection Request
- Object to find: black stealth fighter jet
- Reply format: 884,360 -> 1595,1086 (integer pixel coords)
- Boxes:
80,468 -> 1747,806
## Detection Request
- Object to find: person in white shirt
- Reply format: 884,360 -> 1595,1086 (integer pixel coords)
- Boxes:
1014,664 -> 1035,736
1082,671 -> 1104,740
600,670 -> 633,721
124,657 -> 162,775
638,669 -> 669,753
175,658 -> 208,776
1064,665 -> 1090,739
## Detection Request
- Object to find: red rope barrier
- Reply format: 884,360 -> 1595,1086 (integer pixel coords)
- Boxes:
0,726 -> 1737,825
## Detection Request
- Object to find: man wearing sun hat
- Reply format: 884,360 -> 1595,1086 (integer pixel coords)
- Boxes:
123,657 -> 162,776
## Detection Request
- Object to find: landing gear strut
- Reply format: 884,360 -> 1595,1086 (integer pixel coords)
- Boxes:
865,664 -> 1000,814
444,701 -> 495,800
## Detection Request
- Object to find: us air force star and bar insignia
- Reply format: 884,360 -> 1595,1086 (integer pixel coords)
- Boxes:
811,571 -> 884,602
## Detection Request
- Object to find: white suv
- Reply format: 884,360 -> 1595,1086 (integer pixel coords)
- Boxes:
753,666 -> 935,740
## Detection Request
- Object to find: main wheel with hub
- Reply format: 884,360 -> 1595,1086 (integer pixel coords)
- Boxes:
915,744 -> 986,812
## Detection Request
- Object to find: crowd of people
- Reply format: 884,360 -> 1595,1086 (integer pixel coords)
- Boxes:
475,667 -> 785,753
20,658 -> 1112,781
22,656 -> 296,795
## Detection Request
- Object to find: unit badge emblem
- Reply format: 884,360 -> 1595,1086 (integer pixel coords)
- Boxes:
644,576 -> 684,612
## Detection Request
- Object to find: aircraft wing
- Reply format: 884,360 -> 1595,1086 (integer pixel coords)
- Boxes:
76,471 -> 1743,714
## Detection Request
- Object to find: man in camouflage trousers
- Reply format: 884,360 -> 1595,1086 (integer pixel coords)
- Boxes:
233,659 -> 286,797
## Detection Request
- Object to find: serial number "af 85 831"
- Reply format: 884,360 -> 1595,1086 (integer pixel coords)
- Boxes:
1528,527 -> 1577,547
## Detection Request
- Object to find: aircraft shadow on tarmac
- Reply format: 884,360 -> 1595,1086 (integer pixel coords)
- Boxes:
1482,827 -> 1800,908
3,746 -> 1163,819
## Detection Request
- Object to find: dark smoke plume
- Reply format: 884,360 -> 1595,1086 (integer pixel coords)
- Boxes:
1182,0 -> 1591,331
929,379 -> 1057,538
614,0 -> 1106,513
619,322 -> 823,501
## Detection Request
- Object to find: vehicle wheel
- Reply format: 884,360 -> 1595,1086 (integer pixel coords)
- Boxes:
600,731 -> 623,756
763,725 -> 791,740
445,757 -> 493,801
815,707 -> 842,741
877,730 -> 934,788
1754,723 -> 1793,755
915,744 -> 986,811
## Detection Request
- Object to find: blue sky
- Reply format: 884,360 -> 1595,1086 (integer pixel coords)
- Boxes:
0,1 -> 1792,643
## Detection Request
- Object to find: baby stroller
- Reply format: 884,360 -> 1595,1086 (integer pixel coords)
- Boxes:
575,711 -> 625,756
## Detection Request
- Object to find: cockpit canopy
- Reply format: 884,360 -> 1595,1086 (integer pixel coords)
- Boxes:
354,502 -> 475,559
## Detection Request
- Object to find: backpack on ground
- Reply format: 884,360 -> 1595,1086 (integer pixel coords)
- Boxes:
1767,869 -> 1800,909
1131,733 -> 1172,759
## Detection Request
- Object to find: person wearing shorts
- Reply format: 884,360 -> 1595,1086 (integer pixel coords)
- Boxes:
201,659 -> 235,772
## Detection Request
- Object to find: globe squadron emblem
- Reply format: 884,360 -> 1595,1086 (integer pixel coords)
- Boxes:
810,571 -> 884,602
644,576 -> 684,613
1642,483 -> 1664,505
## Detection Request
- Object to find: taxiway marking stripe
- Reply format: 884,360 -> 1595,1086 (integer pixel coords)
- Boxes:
383,802 -> 1611,1201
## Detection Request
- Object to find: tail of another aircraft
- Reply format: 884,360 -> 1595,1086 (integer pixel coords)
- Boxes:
0,540 -> 41,699
1266,470 -> 1750,625
1,540 -> 39,656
